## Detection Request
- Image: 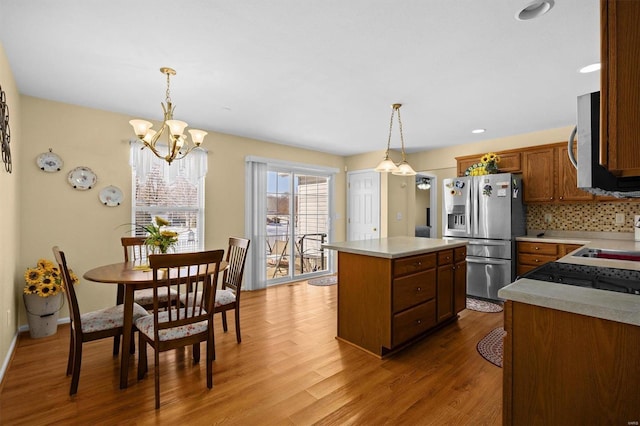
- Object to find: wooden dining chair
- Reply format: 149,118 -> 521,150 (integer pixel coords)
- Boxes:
52,246 -> 149,396
121,236 -> 178,308
135,249 -> 224,409
179,237 -> 251,343
216,237 -> 250,343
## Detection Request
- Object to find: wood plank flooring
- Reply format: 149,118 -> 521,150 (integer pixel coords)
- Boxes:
0,281 -> 503,425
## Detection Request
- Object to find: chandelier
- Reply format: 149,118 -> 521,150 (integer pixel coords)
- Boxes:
375,103 -> 416,176
417,177 -> 431,190
129,67 -> 207,165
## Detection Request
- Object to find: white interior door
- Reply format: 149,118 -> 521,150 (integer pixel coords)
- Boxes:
347,170 -> 380,241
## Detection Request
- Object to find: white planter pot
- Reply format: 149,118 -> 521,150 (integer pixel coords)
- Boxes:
23,293 -> 64,339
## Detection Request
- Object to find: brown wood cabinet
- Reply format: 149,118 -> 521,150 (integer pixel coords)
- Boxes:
601,0 -> 640,176
517,241 -> 585,276
522,146 -> 555,202
436,250 -> 454,322
557,144 -> 595,201
336,246 -> 466,357
456,151 -> 521,177
503,300 -> 640,424
456,141 -> 637,203
453,246 -> 467,314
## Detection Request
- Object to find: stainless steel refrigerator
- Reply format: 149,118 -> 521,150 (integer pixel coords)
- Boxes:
443,173 -> 525,300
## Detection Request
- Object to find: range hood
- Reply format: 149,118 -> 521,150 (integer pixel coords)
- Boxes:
569,92 -> 640,198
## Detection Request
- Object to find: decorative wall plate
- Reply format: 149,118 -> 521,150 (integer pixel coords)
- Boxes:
67,166 -> 97,190
36,149 -> 64,172
99,185 -> 123,206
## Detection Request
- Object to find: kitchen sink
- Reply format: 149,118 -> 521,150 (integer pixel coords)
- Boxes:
572,247 -> 640,262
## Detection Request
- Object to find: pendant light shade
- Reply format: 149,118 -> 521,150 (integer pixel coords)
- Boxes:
375,103 -> 416,176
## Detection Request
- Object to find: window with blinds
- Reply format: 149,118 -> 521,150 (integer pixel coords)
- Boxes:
130,141 -> 207,253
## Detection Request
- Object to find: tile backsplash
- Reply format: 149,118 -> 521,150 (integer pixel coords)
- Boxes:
527,202 -> 640,233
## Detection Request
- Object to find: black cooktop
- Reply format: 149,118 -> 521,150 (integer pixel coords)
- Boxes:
519,262 -> 640,295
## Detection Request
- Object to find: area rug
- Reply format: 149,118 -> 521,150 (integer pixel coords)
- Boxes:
477,327 -> 506,368
307,275 -> 337,286
466,297 -> 503,313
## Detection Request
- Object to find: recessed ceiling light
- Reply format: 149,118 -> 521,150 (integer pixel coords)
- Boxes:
579,63 -> 601,73
515,0 -> 555,21
472,129 -> 486,134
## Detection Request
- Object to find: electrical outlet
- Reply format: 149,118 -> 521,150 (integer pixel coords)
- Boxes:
6,309 -> 10,326
615,213 -> 625,225
544,213 -> 553,223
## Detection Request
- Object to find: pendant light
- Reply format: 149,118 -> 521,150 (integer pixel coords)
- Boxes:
375,103 -> 416,176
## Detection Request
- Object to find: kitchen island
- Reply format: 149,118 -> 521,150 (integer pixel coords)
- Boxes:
499,235 -> 640,425
324,237 -> 467,357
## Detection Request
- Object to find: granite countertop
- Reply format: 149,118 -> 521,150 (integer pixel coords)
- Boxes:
501,231 -> 640,326
323,236 -> 466,259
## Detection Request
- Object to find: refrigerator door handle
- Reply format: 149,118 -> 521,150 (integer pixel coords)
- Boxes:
466,178 -> 473,235
468,240 -> 509,246
466,257 -> 510,265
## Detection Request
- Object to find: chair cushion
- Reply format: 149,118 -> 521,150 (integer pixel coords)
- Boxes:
135,308 -> 209,341
179,289 -> 236,309
215,289 -> 236,308
81,303 -> 149,334
134,287 -> 178,307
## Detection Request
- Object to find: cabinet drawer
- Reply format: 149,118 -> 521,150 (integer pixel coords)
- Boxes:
393,269 -> 436,313
437,250 -> 454,265
517,264 -> 538,276
392,299 -> 436,347
518,242 -> 558,256
454,246 -> 467,263
519,253 -> 557,266
394,253 -> 436,277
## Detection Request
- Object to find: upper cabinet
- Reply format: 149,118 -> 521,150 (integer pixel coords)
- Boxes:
522,146 -> 556,203
601,0 -> 640,176
456,150 -> 521,177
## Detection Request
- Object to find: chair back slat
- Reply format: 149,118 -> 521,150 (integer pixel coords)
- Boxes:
148,250 -> 224,337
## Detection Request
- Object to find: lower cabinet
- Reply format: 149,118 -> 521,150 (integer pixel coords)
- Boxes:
503,301 -> 640,424
336,245 -> 467,357
517,241 -> 584,275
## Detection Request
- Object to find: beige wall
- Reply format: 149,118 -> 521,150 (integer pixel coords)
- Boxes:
0,42 -> 21,372
18,96 -> 346,324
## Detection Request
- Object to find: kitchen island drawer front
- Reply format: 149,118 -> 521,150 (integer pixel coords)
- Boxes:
518,253 -> 557,266
454,246 -> 467,263
437,250 -> 454,265
393,253 -> 436,277
393,270 -> 436,313
392,300 -> 436,347
518,242 -> 557,256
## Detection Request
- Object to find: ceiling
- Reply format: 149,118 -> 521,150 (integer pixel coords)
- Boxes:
0,0 -> 600,157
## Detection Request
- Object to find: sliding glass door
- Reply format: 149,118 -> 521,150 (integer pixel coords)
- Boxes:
266,169 -> 330,284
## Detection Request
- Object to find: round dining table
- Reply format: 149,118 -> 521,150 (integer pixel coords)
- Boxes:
83,260 -> 227,389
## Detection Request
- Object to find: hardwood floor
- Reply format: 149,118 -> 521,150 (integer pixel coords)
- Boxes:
0,281 -> 503,425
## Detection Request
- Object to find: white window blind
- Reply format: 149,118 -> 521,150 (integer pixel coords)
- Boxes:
130,140 -> 207,253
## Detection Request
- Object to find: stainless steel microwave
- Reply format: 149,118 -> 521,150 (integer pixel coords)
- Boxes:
572,91 -> 640,198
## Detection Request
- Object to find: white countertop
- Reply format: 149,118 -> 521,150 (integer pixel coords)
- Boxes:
323,236 -> 466,259
501,233 -> 640,326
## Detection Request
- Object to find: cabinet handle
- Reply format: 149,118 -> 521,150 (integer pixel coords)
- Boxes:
535,259 -> 540,262
416,287 -> 422,292
416,319 -> 422,325
535,246 -> 540,250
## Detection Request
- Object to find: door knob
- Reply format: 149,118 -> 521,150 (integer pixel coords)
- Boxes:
373,228 -> 377,231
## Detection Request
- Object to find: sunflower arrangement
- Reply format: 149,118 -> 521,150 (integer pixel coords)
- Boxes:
140,216 -> 179,254
24,258 -> 78,298
480,152 -> 500,174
